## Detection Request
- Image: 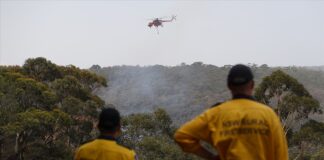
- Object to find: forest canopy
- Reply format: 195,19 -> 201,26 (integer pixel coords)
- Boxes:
1,58 -> 324,159
0,57 -> 106,160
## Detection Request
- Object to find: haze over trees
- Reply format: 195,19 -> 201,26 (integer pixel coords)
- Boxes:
0,58 -> 198,160
1,57 -> 324,159
91,63 -> 324,124
91,63 -> 324,159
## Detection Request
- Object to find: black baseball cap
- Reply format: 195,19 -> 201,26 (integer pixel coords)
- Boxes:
227,64 -> 254,86
98,107 -> 121,132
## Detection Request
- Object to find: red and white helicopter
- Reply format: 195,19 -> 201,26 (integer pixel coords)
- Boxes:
148,15 -> 176,34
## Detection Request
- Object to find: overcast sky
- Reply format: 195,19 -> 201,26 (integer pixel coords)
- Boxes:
0,0 -> 323,68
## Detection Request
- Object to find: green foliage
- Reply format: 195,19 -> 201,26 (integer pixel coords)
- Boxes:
311,148 -> 324,160
255,70 -> 313,104
120,108 -> 199,160
255,70 -> 324,159
24,141 -> 73,160
59,65 -> 107,90
137,136 -> 196,160
91,63 -> 324,159
0,109 -> 72,160
52,76 -> 89,101
15,77 -> 57,110
289,120 -> 324,160
61,96 -> 84,114
2,109 -> 70,135
23,57 -> 62,82
291,120 -> 324,146
2,60 -> 324,159
279,94 -> 320,119
0,57 -> 107,160
153,108 -> 173,135
254,70 -> 321,133
254,70 -> 323,160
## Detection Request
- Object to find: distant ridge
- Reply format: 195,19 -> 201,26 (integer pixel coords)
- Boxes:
90,63 -> 324,124
305,65 -> 324,72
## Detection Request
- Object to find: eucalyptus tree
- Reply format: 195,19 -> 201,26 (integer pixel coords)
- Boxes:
254,70 -> 321,135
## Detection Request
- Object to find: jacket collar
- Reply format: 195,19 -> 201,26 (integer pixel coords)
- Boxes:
97,135 -> 116,141
232,94 -> 256,101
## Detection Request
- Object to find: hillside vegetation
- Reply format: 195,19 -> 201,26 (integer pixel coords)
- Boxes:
0,58 -> 199,160
91,63 -> 324,124
91,62 -> 324,159
0,58 -> 107,159
1,58 -> 324,159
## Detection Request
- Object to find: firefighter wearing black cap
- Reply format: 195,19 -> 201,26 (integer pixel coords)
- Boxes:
75,108 -> 137,160
174,64 -> 288,160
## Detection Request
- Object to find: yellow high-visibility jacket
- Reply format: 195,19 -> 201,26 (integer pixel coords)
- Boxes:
75,136 -> 137,160
174,97 -> 288,160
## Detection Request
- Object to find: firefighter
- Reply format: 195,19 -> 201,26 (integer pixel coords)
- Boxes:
75,107 -> 137,160
174,64 -> 288,160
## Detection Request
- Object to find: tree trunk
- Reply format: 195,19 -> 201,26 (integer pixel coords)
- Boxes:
0,139 -> 2,160
295,141 -> 307,160
15,133 -> 19,155
15,132 -> 25,160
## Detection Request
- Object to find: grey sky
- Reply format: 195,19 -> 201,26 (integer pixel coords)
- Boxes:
1,0 -> 323,68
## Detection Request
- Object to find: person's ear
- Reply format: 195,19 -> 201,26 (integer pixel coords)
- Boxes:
96,122 -> 99,130
115,124 -> 122,136
116,123 -> 121,133
251,80 -> 254,89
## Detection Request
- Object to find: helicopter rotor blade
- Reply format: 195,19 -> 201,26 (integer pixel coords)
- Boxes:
146,15 -> 176,21
158,16 -> 168,19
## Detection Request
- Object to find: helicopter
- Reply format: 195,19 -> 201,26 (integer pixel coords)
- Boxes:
148,15 -> 176,34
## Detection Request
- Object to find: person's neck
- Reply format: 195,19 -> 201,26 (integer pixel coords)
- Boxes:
232,94 -> 255,100
231,90 -> 254,100
232,91 -> 252,96
98,132 -> 117,141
